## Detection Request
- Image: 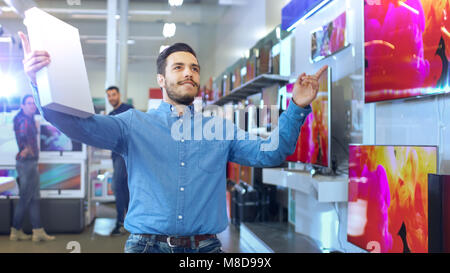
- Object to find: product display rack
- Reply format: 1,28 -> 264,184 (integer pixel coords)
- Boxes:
211,74 -> 290,106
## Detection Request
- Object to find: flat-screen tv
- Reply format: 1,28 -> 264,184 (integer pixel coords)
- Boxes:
347,145 -> 438,253
0,167 -> 18,196
311,11 -> 348,63
365,0 -> 450,103
38,160 -> 85,198
285,67 -> 331,168
38,119 -> 86,159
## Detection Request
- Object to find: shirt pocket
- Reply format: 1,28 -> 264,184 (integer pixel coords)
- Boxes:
198,140 -> 227,173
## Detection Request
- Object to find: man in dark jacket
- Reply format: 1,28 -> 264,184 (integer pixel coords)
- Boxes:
106,86 -> 134,236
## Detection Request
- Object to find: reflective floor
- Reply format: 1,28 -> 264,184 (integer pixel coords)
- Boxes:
0,204 -> 322,253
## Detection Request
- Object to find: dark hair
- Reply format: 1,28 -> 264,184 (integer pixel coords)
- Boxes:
157,43 -> 197,75
106,86 -> 120,93
21,94 -> 34,105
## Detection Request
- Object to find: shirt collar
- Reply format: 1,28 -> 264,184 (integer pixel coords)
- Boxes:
156,101 -> 195,115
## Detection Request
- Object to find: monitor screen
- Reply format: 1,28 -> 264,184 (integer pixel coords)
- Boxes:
40,124 -> 82,152
311,12 -> 348,63
365,0 -> 450,103
347,145 -> 438,253
0,168 -> 18,196
38,163 -> 81,190
285,67 -> 331,167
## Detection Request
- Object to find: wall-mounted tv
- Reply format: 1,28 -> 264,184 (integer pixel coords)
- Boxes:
347,145 -> 438,253
38,160 -> 85,198
311,11 -> 348,63
285,67 -> 331,168
365,0 -> 450,103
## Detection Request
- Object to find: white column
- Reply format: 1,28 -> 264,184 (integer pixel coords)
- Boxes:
118,0 -> 129,102
105,0 -> 117,114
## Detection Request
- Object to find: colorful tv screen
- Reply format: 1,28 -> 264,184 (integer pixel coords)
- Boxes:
285,67 -> 330,167
365,0 -> 450,103
40,124 -> 82,152
0,169 -> 18,196
311,12 -> 348,62
38,163 -> 81,190
347,145 -> 438,253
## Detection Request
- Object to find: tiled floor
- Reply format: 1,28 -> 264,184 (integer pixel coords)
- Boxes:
0,203 -> 322,253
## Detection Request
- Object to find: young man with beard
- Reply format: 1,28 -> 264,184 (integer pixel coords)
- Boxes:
19,32 -> 327,253
106,86 -> 134,236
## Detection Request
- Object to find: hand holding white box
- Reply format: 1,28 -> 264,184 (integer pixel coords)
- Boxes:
24,7 -> 95,118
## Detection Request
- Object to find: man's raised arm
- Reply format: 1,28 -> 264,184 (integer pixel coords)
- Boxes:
19,31 -> 131,155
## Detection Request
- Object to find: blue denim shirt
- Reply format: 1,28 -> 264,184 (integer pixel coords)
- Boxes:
31,84 -> 311,236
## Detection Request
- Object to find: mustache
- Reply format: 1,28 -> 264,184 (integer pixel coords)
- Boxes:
178,80 -> 199,87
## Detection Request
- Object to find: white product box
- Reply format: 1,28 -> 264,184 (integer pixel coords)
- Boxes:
24,7 -> 95,118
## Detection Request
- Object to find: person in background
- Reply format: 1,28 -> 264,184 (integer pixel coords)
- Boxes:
10,94 -> 55,242
106,86 -> 134,236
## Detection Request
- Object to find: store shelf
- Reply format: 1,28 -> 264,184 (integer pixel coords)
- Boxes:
262,168 -> 348,203
212,74 -> 290,106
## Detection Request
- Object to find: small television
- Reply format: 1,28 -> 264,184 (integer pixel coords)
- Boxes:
347,145 -> 438,253
285,67 -> 331,169
38,119 -> 86,159
311,12 -> 348,63
365,0 -> 450,103
0,167 -> 19,197
38,159 -> 85,198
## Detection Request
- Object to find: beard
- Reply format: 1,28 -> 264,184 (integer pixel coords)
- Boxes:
165,80 -> 199,105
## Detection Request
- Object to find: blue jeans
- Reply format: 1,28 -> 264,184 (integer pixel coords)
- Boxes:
12,159 -> 42,230
112,156 -> 129,225
124,234 -> 225,253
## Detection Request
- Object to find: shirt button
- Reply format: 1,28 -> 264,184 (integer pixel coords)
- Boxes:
301,113 -> 304,117
180,187 -> 185,191
178,215 -> 183,220
181,139 -> 185,143
181,162 -> 185,167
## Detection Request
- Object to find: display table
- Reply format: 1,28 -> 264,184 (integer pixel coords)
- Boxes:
262,168 -> 348,202
262,168 -> 348,251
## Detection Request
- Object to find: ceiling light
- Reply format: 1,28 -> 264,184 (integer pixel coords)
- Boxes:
168,0 -> 183,7
163,23 -> 176,38
160,45 -> 170,53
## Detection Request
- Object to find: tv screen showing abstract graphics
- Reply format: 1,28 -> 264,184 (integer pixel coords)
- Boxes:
40,124 -> 82,152
285,67 -> 330,167
347,145 -> 437,253
365,0 -> 450,102
38,163 -> 81,190
311,12 -> 348,63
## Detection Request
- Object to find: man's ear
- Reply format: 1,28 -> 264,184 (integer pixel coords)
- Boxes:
157,74 -> 165,89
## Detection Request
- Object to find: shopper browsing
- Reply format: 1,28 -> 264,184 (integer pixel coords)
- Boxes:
10,94 -> 55,242
19,32 -> 327,253
105,86 -> 134,236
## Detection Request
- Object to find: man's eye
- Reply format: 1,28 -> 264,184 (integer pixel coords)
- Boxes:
175,66 -> 182,70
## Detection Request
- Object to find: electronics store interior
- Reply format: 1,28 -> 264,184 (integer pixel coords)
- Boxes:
1,0 -> 450,254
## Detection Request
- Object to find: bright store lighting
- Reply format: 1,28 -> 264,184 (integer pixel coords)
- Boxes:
160,45 -> 170,53
168,0 -> 183,7
163,23 -> 176,38
0,74 -> 17,98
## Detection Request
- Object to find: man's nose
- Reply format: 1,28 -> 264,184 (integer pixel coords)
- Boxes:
183,68 -> 193,78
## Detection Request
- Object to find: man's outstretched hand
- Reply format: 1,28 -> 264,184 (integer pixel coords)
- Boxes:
18,31 -> 51,85
292,65 -> 329,108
